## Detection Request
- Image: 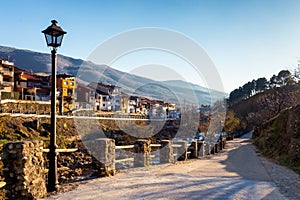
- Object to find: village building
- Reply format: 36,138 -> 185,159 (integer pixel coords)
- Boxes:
14,68 -> 51,101
0,58 -> 15,99
0,57 -> 177,116
120,92 -> 129,113
56,74 -> 76,113
88,82 -> 121,112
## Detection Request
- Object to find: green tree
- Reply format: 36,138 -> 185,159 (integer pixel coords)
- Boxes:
255,77 -> 268,93
277,70 -> 293,86
224,110 -> 241,134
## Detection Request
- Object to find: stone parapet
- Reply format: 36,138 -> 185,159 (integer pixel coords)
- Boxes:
134,139 -> 151,167
160,140 -> 174,163
85,138 -> 116,176
2,141 -> 47,199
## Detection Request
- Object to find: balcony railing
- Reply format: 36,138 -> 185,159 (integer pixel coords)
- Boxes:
1,71 -> 14,77
1,81 -> 14,87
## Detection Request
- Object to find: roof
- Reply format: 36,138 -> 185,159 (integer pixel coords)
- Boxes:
0,58 -> 14,66
22,73 -> 40,81
36,88 -> 51,92
77,83 -> 93,92
88,82 -> 120,95
34,72 -> 50,77
57,73 -> 75,79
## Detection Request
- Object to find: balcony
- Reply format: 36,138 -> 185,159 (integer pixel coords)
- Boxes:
1,81 -> 14,87
1,70 -> 13,77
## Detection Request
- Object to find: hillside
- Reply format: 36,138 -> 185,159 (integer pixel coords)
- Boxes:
230,84 -> 300,131
0,45 -> 225,105
228,76 -> 300,173
253,105 -> 300,173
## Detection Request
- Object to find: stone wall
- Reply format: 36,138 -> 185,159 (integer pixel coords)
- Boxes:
0,102 -> 51,114
85,138 -> 116,176
0,138 -> 226,198
134,139 -> 151,167
2,141 -> 47,199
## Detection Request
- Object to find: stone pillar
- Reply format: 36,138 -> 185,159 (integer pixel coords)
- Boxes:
197,141 -> 205,157
189,141 -> 198,158
219,139 -> 223,151
134,139 -> 151,167
160,140 -> 174,163
2,141 -> 47,199
214,143 -> 219,153
86,138 -> 116,176
206,143 -> 211,155
33,119 -> 40,130
222,138 -> 226,149
176,140 -> 187,161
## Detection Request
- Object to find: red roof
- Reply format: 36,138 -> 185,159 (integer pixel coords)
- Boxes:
22,73 -> 40,81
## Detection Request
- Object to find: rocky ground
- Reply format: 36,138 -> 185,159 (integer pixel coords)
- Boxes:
44,133 -> 300,200
259,154 -> 300,199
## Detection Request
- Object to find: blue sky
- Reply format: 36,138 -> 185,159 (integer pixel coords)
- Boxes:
2,0 -> 300,93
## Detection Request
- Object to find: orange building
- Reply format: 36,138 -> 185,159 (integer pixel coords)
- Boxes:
57,74 -> 76,113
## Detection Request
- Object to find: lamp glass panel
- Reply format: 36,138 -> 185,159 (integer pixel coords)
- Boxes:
56,35 -> 63,46
45,34 -> 53,46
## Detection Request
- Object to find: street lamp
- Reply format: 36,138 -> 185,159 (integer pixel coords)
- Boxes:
42,20 -> 66,192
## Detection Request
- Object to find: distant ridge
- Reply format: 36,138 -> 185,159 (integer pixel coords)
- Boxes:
0,45 -> 226,105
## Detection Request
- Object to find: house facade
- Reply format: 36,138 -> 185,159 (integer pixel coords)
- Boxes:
14,68 -> 51,101
88,82 -> 121,112
56,74 -> 76,113
0,58 -> 15,99
76,83 -> 95,109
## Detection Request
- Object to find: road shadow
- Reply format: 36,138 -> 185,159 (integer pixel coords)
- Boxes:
221,141 -> 271,182
57,171 -> 282,200
45,138 -> 284,200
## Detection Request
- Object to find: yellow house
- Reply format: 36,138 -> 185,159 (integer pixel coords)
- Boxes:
57,74 -> 76,113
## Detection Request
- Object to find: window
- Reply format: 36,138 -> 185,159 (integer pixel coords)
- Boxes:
67,89 -> 73,95
64,81 -> 68,85
70,82 -> 74,86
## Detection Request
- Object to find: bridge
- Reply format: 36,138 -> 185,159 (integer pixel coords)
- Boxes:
43,133 -> 300,200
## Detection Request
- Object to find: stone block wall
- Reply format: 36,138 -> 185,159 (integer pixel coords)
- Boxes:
85,138 -> 116,176
0,102 -> 51,114
176,140 -> 187,161
2,141 -> 47,199
134,139 -> 151,167
160,140 -> 174,163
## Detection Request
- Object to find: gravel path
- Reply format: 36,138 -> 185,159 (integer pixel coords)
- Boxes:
44,134 -> 300,200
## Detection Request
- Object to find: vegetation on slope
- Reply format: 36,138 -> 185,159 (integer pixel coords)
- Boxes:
253,105 -> 300,173
228,68 -> 300,173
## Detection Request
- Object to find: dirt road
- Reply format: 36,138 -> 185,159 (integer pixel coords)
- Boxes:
45,134 -> 296,200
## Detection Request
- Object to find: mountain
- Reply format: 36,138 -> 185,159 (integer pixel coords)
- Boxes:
0,45 -> 225,105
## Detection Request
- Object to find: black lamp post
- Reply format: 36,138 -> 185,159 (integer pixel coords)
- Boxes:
42,20 -> 66,192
